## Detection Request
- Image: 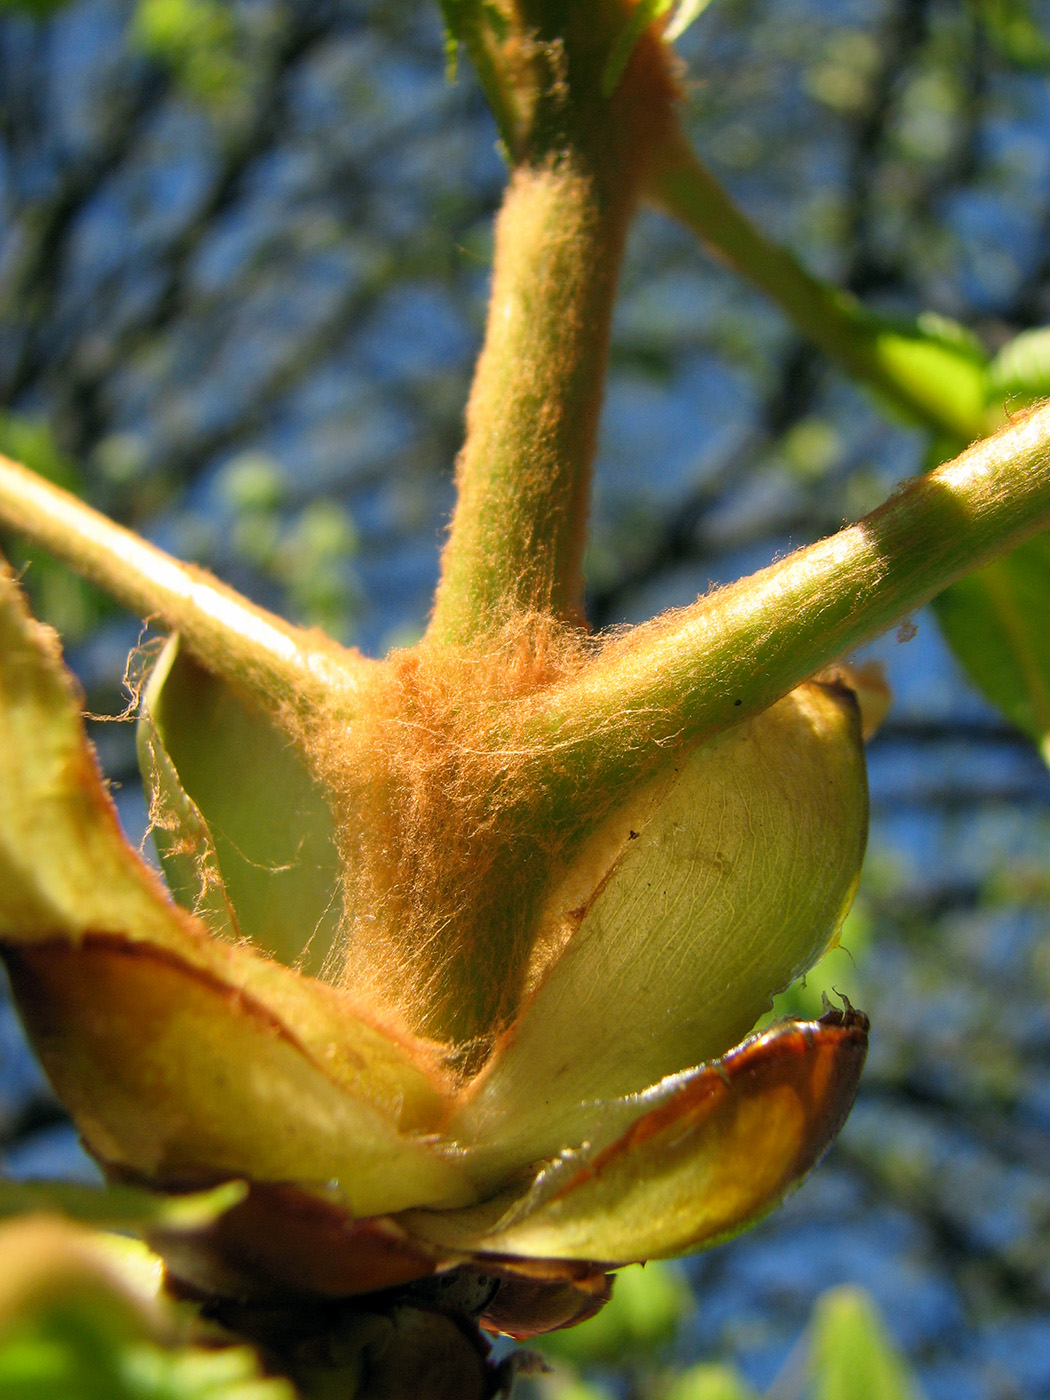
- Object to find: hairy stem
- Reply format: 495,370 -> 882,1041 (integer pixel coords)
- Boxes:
0,454 -> 372,717
527,401 -> 1050,792
427,25 -> 678,646
427,158 -> 626,643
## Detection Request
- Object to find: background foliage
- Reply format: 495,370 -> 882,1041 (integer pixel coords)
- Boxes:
2,0 -> 1050,1395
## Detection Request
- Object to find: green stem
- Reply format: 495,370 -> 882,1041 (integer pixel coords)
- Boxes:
0,454 -> 372,717
426,17 -> 678,646
526,400 -> 1050,791
648,128 -> 991,443
426,156 -> 630,644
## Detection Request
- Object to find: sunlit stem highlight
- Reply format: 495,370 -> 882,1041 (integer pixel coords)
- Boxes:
524,402 -> 1050,795
0,454 -> 373,718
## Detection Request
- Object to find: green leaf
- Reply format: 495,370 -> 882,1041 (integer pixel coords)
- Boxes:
988,326 -> 1050,403
870,313 -> 989,441
664,1364 -> 759,1400
546,1385 -> 616,1400
933,534 -> 1050,763
0,416 -> 79,494
118,1345 -> 298,1400
0,1332 -> 276,1400
808,1287 -> 923,1400
131,0 -> 246,103
0,1181 -> 246,1234
0,1214 -> 301,1399
0,1319 -> 296,1400
932,327 -> 1050,760
974,0 -> 1050,70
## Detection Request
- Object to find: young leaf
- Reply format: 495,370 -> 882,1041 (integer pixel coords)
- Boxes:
988,325 -> 1050,403
0,1179 -> 246,1233
663,1364 -> 759,1400
933,535 -> 1050,764
975,0 -> 1050,70
869,314 -> 989,442
808,1287 -> 923,1400
931,328 -> 1050,764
